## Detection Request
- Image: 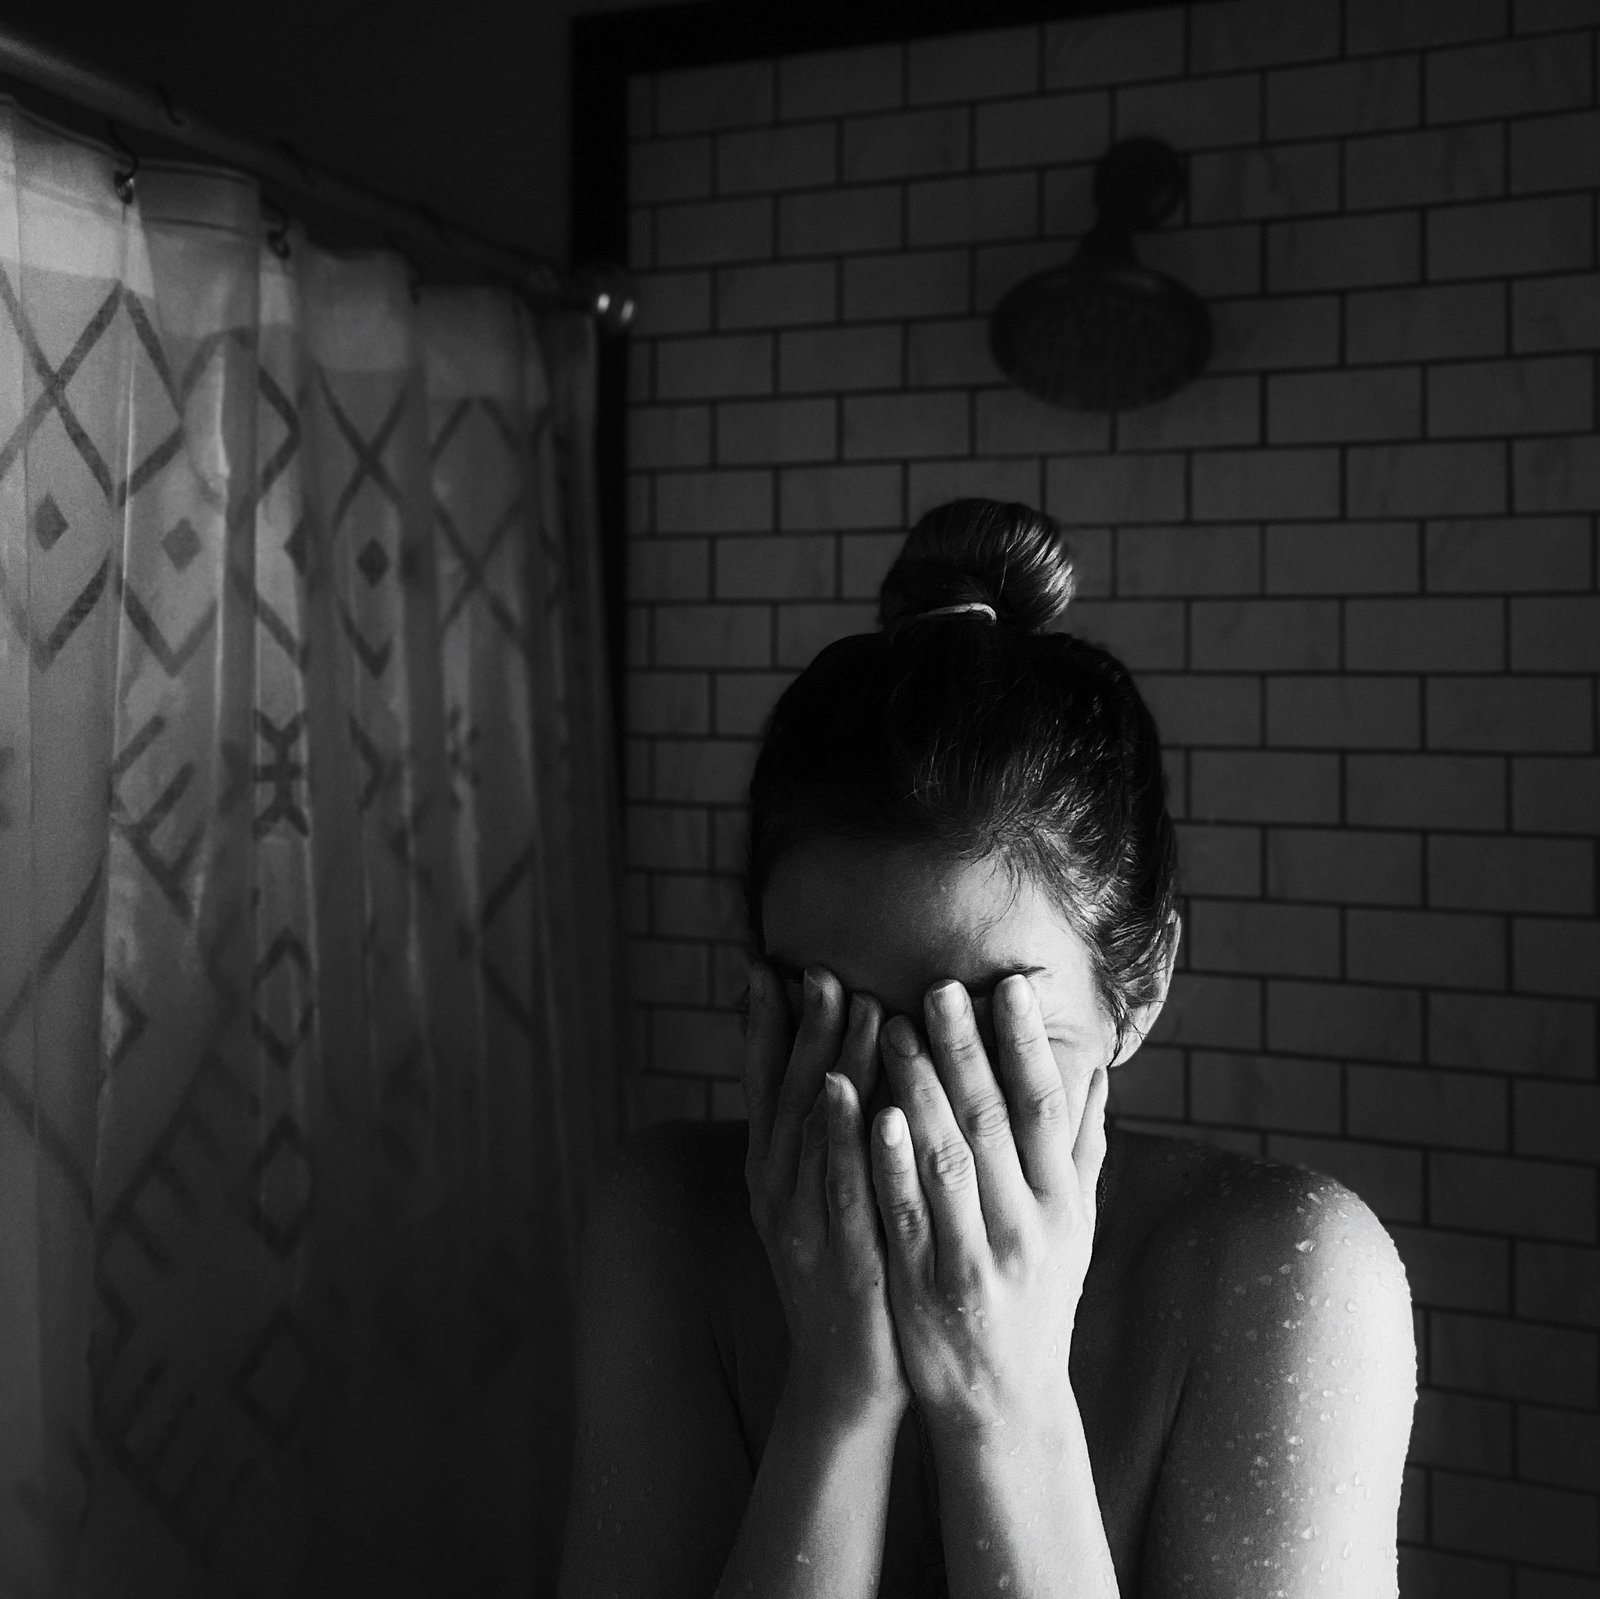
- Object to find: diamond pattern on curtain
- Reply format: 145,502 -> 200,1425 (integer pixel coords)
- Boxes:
0,102 -> 621,1598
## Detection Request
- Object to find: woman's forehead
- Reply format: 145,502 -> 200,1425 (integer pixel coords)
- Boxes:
761,837 -> 1095,1005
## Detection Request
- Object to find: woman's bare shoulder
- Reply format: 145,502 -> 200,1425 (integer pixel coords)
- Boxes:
1117,1129 -> 1404,1286
1113,1128 -> 1413,1366
562,1119 -> 762,1599
1126,1133 -> 1416,1596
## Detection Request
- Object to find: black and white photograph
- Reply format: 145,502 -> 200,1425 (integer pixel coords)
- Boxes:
0,0 -> 1596,1594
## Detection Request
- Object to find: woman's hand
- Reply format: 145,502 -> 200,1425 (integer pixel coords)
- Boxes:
868,973 -> 1108,1439
743,961 -> 912,1425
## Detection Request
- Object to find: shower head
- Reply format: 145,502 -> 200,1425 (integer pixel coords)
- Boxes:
988,137 -> 1212,412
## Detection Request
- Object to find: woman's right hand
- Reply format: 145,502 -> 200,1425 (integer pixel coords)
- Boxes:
744,962 -> 911,1425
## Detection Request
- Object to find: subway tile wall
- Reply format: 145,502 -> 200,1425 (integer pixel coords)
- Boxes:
621,0 -> 1599,1584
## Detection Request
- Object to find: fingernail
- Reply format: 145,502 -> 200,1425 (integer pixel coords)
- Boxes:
878,1109 -> 904,1148
883,1016 -> 918,1056
824,1070 -> 847,1106
930,981 -> 966,1020
849,992 -> 873,1032
997,974 -> 1032,1017
804,966 -> 825,1006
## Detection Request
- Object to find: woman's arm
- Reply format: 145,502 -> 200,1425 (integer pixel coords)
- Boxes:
713,1374 -> 902,1599
926,1392 -> 1119,1599
866,977 -> 1125,1597
557,1118 -> 907,1599
1139,1166 -> 1416,1599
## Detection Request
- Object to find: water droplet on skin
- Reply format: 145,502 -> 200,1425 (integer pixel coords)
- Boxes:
1341,1543 -> 1352,1560
1346,1300 -> 1359,1311
1295,1239 -> 1314,1253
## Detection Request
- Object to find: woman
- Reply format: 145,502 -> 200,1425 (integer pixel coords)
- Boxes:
558,501 -> 1415,1599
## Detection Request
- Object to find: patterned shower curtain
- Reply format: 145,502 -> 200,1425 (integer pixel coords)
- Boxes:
0,102 -> 623,1597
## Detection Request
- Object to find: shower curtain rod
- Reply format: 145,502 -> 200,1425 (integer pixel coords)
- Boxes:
0,20 -> 627,323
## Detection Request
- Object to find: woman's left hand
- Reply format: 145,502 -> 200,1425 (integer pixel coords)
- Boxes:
869,973 -> 1108,1439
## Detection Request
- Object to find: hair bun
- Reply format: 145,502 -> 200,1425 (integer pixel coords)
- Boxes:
878,499 -> 1076,634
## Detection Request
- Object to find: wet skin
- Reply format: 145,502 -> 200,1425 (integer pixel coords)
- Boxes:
556,838 -> 1417,1599
735,838 -> 1416,1596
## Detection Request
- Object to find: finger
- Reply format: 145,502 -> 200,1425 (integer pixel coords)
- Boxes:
992,974 -> 1077,1206
879,1015 -> 988,1286
742,961 -> 790,1161
768,967 -> 847,1199
836,992 -> 883,1106
1073,1067 -> 1110,1222
790,1086 -> 830,1254
824,1072 -> 876,1261
870,1103 -> 931,1287
923,981 -> 1036,1251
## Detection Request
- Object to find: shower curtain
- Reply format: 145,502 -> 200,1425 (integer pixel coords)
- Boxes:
0,102 -> 623,1597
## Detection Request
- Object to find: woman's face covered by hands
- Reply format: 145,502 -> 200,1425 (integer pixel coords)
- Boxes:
758,837 -> 1175,1433
760,836 -> 1141,1133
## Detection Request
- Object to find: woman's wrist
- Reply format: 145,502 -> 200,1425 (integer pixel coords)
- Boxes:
925,1383 -> 1120,1599
781,1358 -> 910,1440
921,1375 -> 1076,1458
715,1362 -> 904,1599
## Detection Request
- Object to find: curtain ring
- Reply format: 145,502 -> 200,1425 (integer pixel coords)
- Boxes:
107,120 -> 139,204
262,195 -> 292,260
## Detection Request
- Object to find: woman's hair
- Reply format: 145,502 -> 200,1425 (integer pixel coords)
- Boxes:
745,498 -> 1178,1049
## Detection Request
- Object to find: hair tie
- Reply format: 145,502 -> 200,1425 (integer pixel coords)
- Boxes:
910,602 -> 998,624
